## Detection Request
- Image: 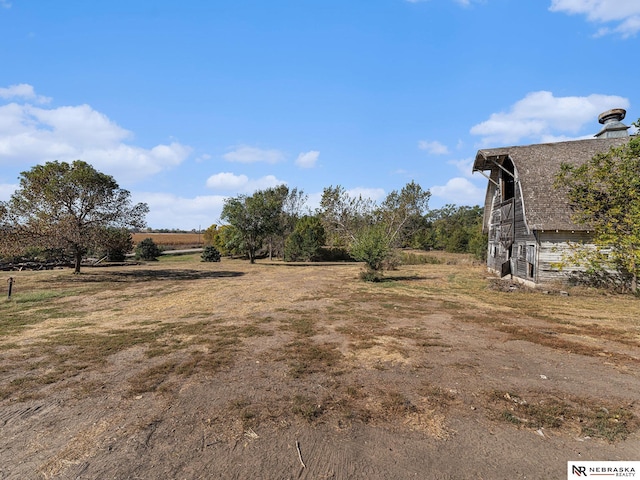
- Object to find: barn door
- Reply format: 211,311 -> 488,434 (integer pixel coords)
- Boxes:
501,260 -> 511,277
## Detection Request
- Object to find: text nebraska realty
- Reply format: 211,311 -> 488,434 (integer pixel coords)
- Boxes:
573,465 -> 636,477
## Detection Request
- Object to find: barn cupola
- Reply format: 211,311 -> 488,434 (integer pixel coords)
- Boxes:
595,108 -> 629,138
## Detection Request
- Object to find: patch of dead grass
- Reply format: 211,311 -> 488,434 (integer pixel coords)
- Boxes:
488,390 -> 639,442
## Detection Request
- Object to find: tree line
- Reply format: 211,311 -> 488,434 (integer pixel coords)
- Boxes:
0,160 -> 486,277
205,181 -> 486,280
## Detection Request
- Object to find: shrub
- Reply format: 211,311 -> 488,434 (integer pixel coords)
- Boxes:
201,245 -> 221,262
284,216 -> 326,262
135,238 -> 162,261
349,225 -> 390,272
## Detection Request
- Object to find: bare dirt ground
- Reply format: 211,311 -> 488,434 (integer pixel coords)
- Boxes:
1,253 -> 639,479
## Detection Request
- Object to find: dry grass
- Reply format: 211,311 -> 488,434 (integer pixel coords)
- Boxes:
488,390 -> 639,442
1,254 -> 639,443
132,232 -> 203,249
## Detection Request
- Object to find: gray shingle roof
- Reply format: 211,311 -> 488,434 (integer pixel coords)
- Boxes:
473,137 -> 629,231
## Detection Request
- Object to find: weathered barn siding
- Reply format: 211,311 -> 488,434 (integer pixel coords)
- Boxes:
486,172 -> 536,280
537,231 -> 593,283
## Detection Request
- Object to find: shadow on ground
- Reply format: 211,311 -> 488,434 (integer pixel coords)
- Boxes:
71,269 -> 245,282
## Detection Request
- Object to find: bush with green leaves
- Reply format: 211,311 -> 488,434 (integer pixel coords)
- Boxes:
135,238 -> 162,261
201,245 -> 221,262
349,225 -> 390,281
284,216 -> 326,262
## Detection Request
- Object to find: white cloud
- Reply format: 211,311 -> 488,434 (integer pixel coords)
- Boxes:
431,177 -> 485,206
134,192 -> 227,230
223,145 -> 285,164
447,157 -> 475,178
470,91 -> 629,146
0,84 -> 50,103
418,140 -> 450,155
0,85 -> 192,184
205,172 -> 286,193
549,0 -> 640,37
346,187 -> 386,203
206,172 -> 249,190
295,150 -> 319,168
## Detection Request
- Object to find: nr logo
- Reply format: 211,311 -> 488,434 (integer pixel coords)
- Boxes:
572,465 -> 587,476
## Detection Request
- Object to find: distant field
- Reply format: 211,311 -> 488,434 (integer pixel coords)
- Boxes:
132,232 -> 203,249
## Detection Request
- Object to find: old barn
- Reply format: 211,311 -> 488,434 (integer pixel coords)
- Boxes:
472,109 -> 632,286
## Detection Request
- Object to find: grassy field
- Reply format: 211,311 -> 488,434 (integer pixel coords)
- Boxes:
1,252 -> 639,478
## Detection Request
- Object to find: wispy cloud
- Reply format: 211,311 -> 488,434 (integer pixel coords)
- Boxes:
549,0 -> 640,37
295,150 -> 319,168
418,140 -> 450,155
430,177 -> 484,206
0,0 -> 11,9
205,172 -> 286,193
133,192 -> 227,230
223,145 -> 285,164
470,90 -> 629,146
346,187 -> 386,203
0,84 -> 50,104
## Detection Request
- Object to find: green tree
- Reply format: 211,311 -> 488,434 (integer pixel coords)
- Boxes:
284,215 -> 326,262
376,180 -> 431,248
215,225 -> 241,256
135,238 -> 162,261
0,160 -> 148,273
262,185 -> 307,260
318,185 -> 375,247
221,185 -> 301,263
419,205 -> 485,257
349,224 -> 390,281
318,181 -> 430,279
203,224 -> 219,246
201,245 -> 221,262
555,133 -> 640,293
98,227 -> 134,262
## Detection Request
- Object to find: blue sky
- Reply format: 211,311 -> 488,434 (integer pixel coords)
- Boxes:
1,0 -> 639,229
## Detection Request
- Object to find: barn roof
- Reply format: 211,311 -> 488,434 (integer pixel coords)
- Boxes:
472,137 -> 630,231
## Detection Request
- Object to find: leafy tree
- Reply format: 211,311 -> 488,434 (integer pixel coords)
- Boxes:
318,185 -> 375,247
99,227 -> 134,262
220,195 -> 265,263
319,181 -> 430,279
221,185 -> 305,263
0,160 -> 148,273
375,180 -> 431,248
201,245 -> 221,262
216,225 -> 241,256
203,224 -> 220,246
555,133 -> 640,293
284,215 -> 326,262
349,224 -> 390,281
135,238 -> 162,261
417,204 -> 485,258
262,185 -> 307,260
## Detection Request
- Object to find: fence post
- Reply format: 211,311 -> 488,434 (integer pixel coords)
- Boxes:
7,276 -> 14,299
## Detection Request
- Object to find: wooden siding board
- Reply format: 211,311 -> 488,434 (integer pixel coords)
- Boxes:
537,231 -> 593,283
